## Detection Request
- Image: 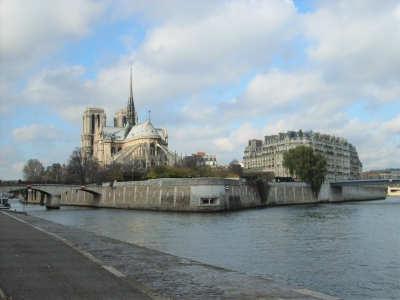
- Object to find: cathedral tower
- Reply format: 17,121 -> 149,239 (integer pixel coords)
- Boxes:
81,107 -> 106,156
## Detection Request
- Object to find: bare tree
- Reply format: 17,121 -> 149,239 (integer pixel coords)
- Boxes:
121,158 -> 145,181
104,161 -> 124,182
23,159 -> 45,181
180,156 -> 198,168
228,159 -> 243,177
66,148 -> 100,184
45,163 -> 63,182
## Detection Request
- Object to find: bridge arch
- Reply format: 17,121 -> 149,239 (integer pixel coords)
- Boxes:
1,184 -> 102,209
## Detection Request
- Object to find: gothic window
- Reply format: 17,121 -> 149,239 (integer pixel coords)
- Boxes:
123,116 -> 127,126
96,115 -> 100,128
142,161 -> 146,169
151,159 -> 155,168
150,142 -> 155,156
91,115 -> 95,134
111,147 -> 115,155
114,118 -> 117,127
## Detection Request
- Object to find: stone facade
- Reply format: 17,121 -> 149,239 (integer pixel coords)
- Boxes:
190,152 -> 218,168
81,67 -> 179,168
243,130 -> 362,181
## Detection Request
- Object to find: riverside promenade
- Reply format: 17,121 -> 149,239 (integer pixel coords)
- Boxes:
0,212 -> 340,300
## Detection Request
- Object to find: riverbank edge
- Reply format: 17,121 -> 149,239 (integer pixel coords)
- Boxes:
21,179 -> 386,212
2,211 -> 341,300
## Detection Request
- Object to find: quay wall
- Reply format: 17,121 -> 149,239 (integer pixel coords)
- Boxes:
388,186 -> 400,196
266,183 -> 318,206
98,179 -> 261,211
24,178 -> 386,211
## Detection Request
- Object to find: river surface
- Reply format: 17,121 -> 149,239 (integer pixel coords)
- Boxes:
9,197 -> 400,299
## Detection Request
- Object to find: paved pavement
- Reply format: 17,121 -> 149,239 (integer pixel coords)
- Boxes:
0,212 -> 158,300
0,211 -> 341,300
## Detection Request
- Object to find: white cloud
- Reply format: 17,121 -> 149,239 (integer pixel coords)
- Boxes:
10,163 -> 25,180
0,0 -> 106,96
13,124 -> 63,143
212,122 -> 261,154
141,0 -> 298,71
111,0 -> 218,23
0,146 -> 25,180
1,0 -> 400,179
113,0 -> 301,106
231,69 -> 328,113
1,0 -> 104,62
304,0 -> 400,82
381,115 -> 400,134
362,80 -> 400,104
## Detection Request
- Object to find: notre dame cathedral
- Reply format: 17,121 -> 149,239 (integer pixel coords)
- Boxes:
81,67 -> 179,169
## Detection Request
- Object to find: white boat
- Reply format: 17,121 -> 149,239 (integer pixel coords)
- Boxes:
0,192 -> 11,209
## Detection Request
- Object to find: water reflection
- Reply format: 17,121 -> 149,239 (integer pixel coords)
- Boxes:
7,197 -> 400,300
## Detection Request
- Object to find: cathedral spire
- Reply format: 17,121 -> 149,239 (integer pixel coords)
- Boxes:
125,61 -> 136,137
128,61 -> 134,112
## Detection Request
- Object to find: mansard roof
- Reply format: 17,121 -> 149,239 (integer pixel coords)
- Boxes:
125,120 -> 161,140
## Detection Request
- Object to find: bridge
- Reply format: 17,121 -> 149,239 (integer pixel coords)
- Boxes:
328,178 -> 399,201
330,178 -> 400,186
0,183 -> 102,209
387,186 -> 400,196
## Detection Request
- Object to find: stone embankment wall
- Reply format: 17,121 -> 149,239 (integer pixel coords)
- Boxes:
265,182 -> 386,206
25,179 -> 261,211
99,178 -> 260,211
266,182 -> 318,206
24,178 -> 386,211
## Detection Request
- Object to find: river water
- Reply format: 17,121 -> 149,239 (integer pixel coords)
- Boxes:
9,197 -> 400,299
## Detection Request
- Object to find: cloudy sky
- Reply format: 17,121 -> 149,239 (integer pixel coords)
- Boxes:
1,0 -> 399,180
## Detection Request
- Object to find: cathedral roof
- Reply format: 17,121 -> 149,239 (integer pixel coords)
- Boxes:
125,120 -> 161,140
103,127 -> 125,140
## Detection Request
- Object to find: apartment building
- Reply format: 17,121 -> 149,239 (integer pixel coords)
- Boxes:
243,130 -> 362,180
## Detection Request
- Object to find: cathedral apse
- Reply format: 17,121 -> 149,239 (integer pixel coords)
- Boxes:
81,67 -> 179,169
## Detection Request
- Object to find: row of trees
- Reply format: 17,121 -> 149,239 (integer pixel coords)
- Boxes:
22,148 -> 148,184
23,146 -> 328,195
22,148 -> 245,184
144,164 -> 240,179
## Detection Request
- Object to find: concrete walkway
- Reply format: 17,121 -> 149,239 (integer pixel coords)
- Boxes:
0,212 -> 158,300
0,211 -> 341,300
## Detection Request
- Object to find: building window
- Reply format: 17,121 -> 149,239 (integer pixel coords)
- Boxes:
199,198 -> 220,206
91,115 -> 95,134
